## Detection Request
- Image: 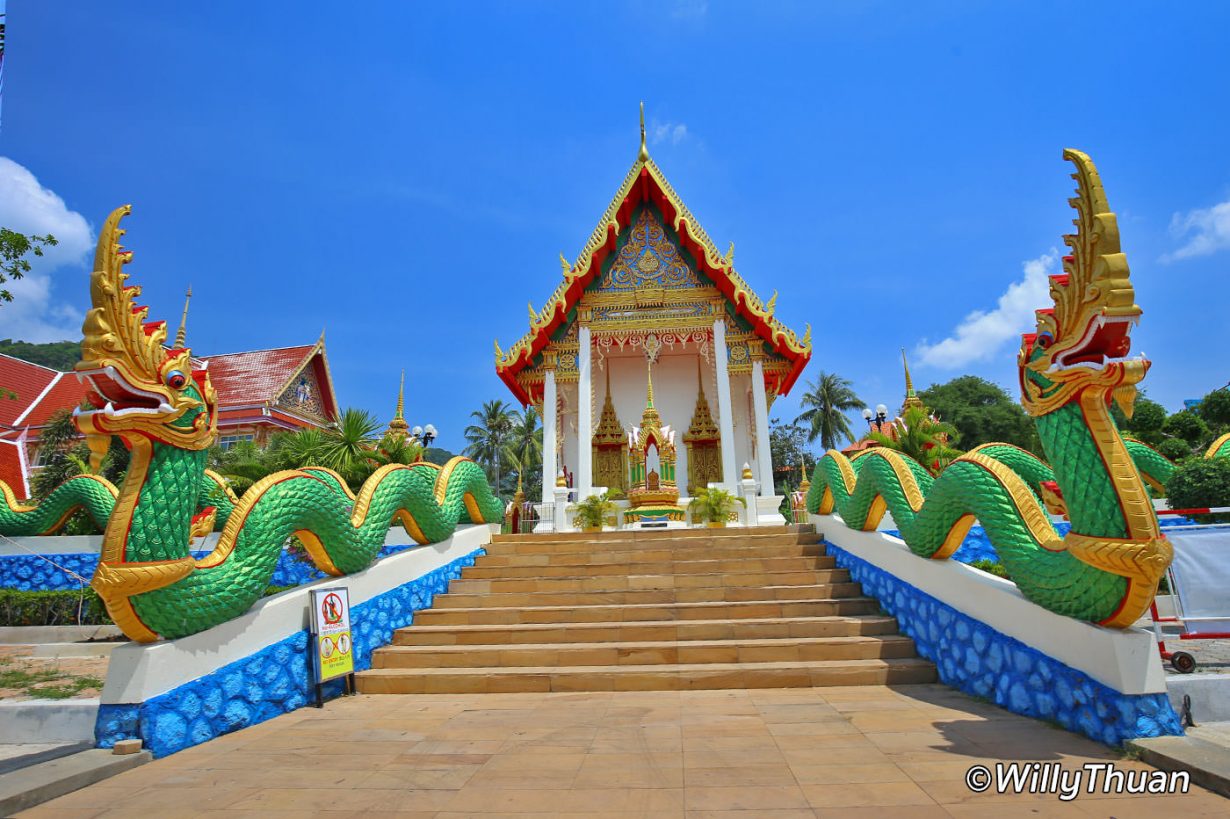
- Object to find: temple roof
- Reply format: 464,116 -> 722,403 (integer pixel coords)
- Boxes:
496,132 -> 811,405
0,354 -> 88,430
202,335 -> 338,421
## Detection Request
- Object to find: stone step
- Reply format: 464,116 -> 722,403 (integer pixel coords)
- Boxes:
463,554 -> 835,578
394,615 -> 901,646
477,543 -> 829,563
413,596 -> 880,626
483,533 -> 823,556
447,568 -> 851,595
432,582 -> 864,609
356,657 -> 936,694
372,634 -> 919,669
489,525 -> 814,545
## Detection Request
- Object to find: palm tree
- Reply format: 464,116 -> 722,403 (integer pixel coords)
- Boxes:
869,405 -> 962,476
464,399 -> 515,493
365,433 -> 423,468
508,406 -> 543,491
267,427 -> 329,471
318,408 -> 381,490
794,372 -> 867,451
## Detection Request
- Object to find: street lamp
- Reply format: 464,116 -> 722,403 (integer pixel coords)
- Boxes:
863,404 -> 888,431
409,424 -> 438,458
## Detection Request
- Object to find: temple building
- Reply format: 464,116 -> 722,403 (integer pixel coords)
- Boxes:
494,107 -> 811,525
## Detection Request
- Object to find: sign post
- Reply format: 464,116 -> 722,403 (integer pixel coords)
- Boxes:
309,586 -> 355,706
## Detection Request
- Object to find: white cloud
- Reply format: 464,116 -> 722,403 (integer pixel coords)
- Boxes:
0,157 -> 93,342
916,249 -> 1058,368
650,122 -> 688,147
1162,199 -> 1230,262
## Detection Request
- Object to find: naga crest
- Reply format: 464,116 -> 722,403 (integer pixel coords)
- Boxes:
75,206 -> 217,457
1019,149 -> 1148,417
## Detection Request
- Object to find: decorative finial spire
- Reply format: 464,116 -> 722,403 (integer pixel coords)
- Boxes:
560,252 -> 571,277
646,359 -> 654,408
386,370 -> 410,439
174,285 -> 192,348
800,460 -> 811,491
901,347 -> 924,411
696,356 -> 705,397
638,101 -> 649,163
725,242 -> 734,266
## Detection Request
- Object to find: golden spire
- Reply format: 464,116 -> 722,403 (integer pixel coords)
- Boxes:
799,460 -> 811,492
901,348 -> 924,411
174,285 -> 192,348
386,370 -> 410,439
638,101 -> 649,163
696,356 -> 705,398
646,359 -> 654,408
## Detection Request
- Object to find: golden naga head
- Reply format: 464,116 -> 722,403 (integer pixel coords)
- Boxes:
74,206 -> 217,458
1019,150 -> 1148,417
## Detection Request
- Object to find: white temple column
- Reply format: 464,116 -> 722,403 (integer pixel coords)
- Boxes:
751,358 -> 774,496
712,319 -> 738,489
541,368 -> 557,505
577,325 -> 593,499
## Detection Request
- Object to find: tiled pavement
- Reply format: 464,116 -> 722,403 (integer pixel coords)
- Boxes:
19,684 -> 1229,818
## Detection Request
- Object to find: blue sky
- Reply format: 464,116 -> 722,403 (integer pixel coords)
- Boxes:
2,2 -> 1229,453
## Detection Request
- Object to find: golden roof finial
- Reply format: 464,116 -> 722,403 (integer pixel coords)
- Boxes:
725,242 -> 734,267
696,356 -> 705,398
802,323 -> 812,347
528,301 -> 537,324
800,460 -> 811,491
638,101 -> 649,163
646,359 -> 655,408
174,285 -> 192,348
560,252 -> 571,277
765,290 -> 778,316
494,338 -> 503,361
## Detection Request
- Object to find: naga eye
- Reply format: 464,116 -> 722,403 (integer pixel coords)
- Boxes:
166,370 -> 187,389
1036,333 -> 1053,349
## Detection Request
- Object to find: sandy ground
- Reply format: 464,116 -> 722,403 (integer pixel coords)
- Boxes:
0,646 -> 109,701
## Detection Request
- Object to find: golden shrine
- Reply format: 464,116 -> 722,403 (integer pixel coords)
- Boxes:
494,105 -> 812,528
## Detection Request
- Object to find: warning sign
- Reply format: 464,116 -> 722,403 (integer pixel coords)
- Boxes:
310,587 -> 354,682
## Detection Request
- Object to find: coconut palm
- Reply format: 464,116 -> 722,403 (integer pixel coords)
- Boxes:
464,399 -> 515,493
508,406 -> 543,494
794,372 -> 867,451
869,405 -> 962,476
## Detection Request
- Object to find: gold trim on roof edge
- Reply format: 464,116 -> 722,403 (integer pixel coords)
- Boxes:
496,156 -> 811,371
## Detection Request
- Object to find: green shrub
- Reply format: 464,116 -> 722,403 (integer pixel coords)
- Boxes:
1157,438 -> 1192,461
1167,458 -> 1230,523
968,559 -> 1010,579
0,589 -> 113,627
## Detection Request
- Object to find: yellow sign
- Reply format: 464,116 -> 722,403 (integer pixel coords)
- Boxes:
310,587 -> 354,682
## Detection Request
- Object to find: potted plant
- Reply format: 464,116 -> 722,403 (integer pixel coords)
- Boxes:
570,492 -> 617,533
689,487 -> 746,528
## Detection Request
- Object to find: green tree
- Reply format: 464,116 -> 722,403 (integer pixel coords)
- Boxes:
1196,388 -> 1230,431
1109,394 -> 1168,447
868,405 -> 962,476
463,400 -> 515,495
364,434 -> 423,469
0,339 -> 80,371
919,375 -> 1039,452
1157,438 -> 1192,461
769,418 -> 815,495
1162,410 -> 1211,450
1167,458 -> 1230,523
793,372 -> 866,451
0,228 -> 59,305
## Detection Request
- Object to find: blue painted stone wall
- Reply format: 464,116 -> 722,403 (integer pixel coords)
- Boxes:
95,548 -> 482,758
1,542 -> 418,591
826,541 -> 1183,747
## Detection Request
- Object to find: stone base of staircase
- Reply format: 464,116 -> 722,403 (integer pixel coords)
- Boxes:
358,526 -> 935,694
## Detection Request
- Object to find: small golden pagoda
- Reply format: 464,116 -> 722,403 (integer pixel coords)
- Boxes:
627,363 -> 685,521
592,366 -> 627,495
683,359 -> 722,494
385,370 -> 410,440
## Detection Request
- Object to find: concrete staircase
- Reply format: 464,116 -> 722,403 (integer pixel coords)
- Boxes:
357,525 -> 935,694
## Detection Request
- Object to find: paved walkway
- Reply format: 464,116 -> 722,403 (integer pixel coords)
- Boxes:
19,684 -> 1230,817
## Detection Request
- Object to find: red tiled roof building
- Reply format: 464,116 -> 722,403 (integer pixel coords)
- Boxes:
0,336 -> 339,498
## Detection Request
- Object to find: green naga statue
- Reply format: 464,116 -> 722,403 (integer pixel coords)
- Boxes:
0,206 -> 503,642
806,150 -> 1172,628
